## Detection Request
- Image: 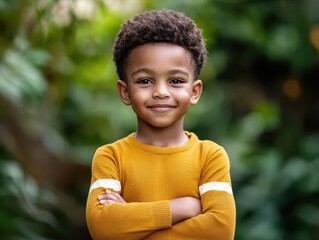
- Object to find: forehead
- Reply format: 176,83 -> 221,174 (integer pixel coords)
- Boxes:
126,43 -> 194,76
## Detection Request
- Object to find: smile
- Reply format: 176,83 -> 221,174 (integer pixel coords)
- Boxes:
147,104 -> 176,113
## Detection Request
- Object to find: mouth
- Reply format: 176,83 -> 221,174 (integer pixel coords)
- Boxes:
147,104 -> 176,112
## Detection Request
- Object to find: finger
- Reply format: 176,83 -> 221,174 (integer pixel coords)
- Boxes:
98,193 -> 119,203
106,191 -> 123,202
106,190 -> 126,203
100,199 -> 118,205
98,191 -> 125,203
97,191 -> 119,200
97,194 -> 109,200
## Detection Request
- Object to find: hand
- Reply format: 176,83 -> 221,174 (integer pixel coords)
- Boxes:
169,197 -> 201,224
98,190 -> 127,205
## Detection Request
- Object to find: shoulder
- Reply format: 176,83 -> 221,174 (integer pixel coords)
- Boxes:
188,132 -> 229,164
93,133 -> 134,160
201,141 -> 229,165
96,133 -> 134,151
188,132 -> 225,153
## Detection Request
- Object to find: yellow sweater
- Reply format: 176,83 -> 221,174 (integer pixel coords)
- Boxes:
86,132 -> 236,240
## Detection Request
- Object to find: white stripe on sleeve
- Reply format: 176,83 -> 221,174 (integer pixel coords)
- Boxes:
199,181 -> 233,195
89,179 -> 121,193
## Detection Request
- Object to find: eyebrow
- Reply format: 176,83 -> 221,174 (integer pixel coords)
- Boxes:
131,68 -> 190,77
131,68 -> 153,77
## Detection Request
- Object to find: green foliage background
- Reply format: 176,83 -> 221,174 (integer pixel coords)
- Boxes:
0,0 -> 318,239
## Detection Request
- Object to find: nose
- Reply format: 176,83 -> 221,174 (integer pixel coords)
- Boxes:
152,82 -> 170,99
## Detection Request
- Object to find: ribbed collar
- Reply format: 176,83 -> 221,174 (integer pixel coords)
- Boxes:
125,131 -> 199,155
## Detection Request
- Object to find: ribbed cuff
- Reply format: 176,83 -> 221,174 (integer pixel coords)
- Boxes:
151,200 -> 171,229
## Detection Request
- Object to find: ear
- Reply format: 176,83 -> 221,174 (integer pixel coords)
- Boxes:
117,80 -> 131,105
190,80 -> 203,105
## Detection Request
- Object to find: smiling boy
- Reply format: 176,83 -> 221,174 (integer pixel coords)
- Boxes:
86,9 -> 236,240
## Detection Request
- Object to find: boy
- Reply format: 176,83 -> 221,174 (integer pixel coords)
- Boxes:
86,9 -> 236,240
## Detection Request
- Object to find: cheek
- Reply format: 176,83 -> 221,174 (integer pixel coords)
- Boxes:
173,89 -> 193,103
129,90 -> 149,105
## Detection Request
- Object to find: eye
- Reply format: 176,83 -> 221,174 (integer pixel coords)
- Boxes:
137,78 -> 152,84
169,78 -> 184,84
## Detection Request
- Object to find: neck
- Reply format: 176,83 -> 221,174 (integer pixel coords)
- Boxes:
135,120 -> 188,147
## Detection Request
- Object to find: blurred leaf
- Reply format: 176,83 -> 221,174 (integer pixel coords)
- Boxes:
301,134 -> 319,159
254,101 -> 280,130
280,157 -> 307,191
267,25 -> 300,60
0,48 -> 47,104
297,204 -> 319,225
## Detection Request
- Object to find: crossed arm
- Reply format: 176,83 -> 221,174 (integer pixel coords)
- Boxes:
86,146 -> 236,239
89,187 -> 235,240
98,190 -> 201,225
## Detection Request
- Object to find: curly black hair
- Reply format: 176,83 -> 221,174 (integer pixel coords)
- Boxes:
112,9 -> 207,81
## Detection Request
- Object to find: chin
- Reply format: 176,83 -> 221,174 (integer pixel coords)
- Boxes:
149,123 -> 171,129
149,120 -> 180,129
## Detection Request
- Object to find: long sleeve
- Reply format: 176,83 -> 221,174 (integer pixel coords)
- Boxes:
86,133 -> 236,239
86,147 -> 172,240
144,146 -> 236,240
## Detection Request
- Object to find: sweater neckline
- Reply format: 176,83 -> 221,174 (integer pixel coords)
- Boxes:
126,131 -> 198,155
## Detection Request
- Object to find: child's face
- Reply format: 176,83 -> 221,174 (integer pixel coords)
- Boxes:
117,43 -> 202,129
